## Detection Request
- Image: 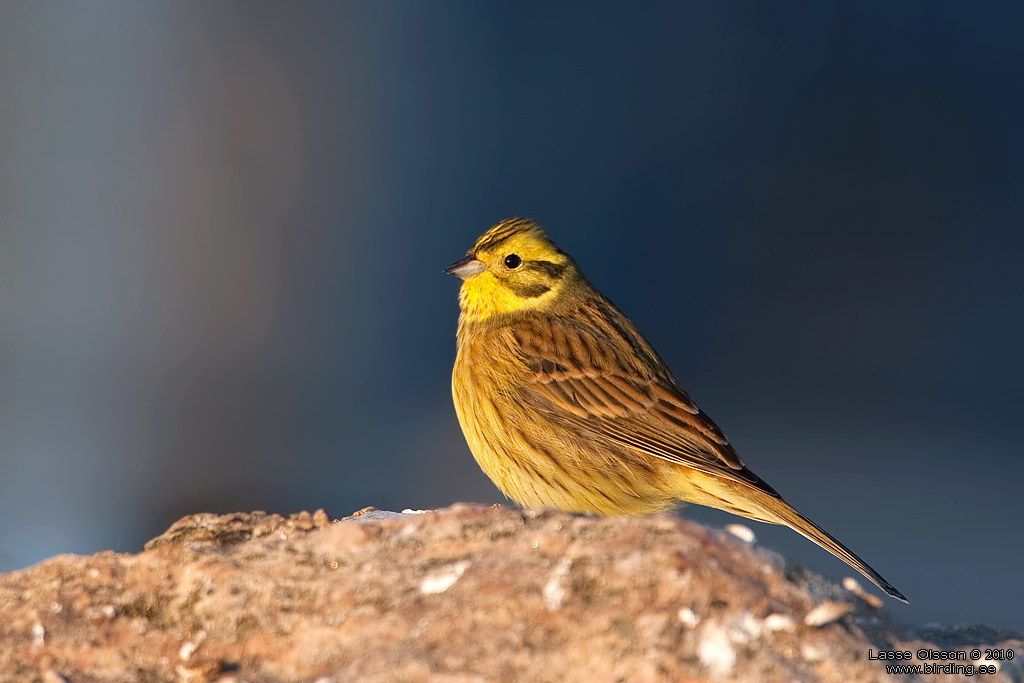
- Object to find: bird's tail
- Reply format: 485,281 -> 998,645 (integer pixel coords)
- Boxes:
755,494 -> 909,603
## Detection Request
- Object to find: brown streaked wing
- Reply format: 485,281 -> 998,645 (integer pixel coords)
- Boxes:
514,313 -> 776,491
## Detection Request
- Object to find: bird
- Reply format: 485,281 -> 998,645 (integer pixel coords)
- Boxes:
445,217 -> 907,603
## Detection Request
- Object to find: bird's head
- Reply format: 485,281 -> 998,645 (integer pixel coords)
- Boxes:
446,218 -> 579,321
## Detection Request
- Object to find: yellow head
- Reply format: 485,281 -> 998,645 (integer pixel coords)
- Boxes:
445,218 -> 578,321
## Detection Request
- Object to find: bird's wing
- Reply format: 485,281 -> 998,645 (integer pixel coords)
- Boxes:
512,313 -> 776,492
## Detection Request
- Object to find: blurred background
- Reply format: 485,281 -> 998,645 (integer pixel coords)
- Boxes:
1,2 -> 1021,630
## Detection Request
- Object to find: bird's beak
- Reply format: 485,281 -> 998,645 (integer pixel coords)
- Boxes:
444,255 -> 487,279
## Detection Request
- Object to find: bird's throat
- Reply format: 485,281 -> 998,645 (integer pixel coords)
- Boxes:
458,274 -> 562,322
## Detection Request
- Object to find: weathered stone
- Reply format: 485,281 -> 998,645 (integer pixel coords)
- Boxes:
0,505 -> 1019,682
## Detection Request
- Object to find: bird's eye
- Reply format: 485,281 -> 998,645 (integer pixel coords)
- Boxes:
504,254 -> 522,269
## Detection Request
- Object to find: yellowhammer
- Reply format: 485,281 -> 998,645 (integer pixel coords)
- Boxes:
446,217 -> 907,602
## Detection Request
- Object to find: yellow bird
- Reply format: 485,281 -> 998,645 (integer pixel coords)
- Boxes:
447,217 -> 907,602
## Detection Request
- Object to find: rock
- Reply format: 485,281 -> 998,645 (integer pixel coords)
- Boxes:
0,504 -> 1019,682
803,600 -> 855,628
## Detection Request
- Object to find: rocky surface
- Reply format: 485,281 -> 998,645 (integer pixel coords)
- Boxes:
0,504 -> 1019,682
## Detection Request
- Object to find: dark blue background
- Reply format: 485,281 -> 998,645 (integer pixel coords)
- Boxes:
1,2 -> 1021,629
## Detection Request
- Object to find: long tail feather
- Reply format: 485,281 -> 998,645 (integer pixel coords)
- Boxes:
758,495 -> 909,603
